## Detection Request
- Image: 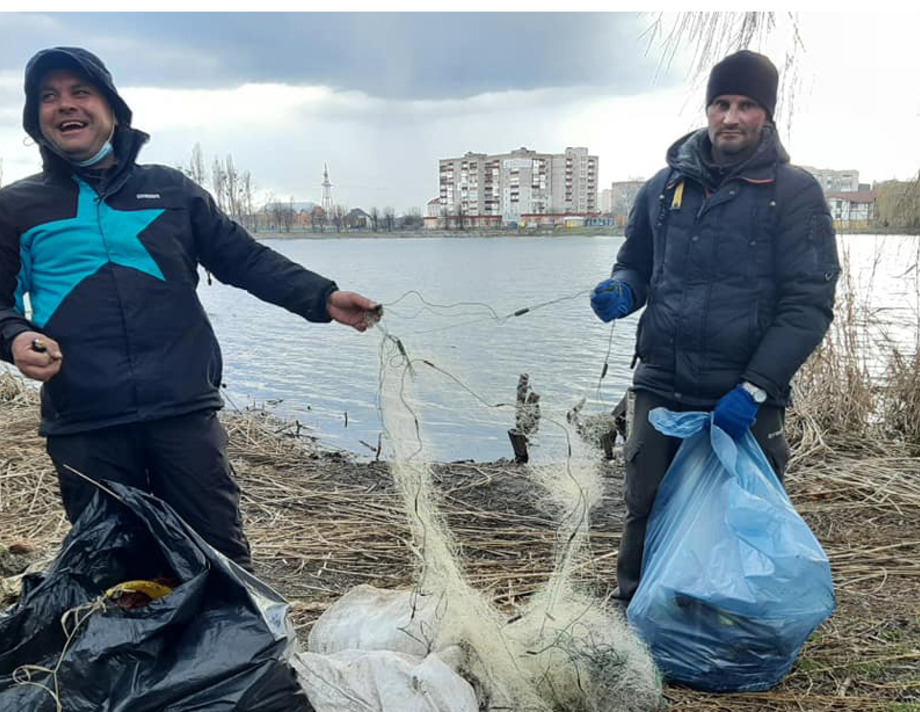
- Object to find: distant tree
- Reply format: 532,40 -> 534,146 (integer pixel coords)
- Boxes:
331,204 -> 347,233
241,171 -> 255,231
223,154 -> 241,222
440,204 -> 450,231
189,143 -> 207,186
268,196 -> 287,232
283,195 -> 296,233
403,207 -> 424,230
348,207 -> 368,230
211,157 -> 228,213
183,145 -> 258,228
261,191 -> 276,231
370,206 -> 380,232
311,205 -> 326,233
643,12 -> 805,134
455,200 -> 466,232
384,206 -> 395,232
876,177 -> 920,230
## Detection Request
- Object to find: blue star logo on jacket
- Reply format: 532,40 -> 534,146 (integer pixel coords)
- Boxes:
15,177 -> 165,327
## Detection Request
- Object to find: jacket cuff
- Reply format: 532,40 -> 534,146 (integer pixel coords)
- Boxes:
611,268 -> 647,314
740,369 -> 781,402
1,323 -> 33,364
313,282 -> 339,323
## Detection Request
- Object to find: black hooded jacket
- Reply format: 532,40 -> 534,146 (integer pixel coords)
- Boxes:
612,127 -> 839,407
0,47 -> 338,435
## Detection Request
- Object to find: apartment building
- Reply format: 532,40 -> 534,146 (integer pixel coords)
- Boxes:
600,188 -> 613,214
609,180 -> 645,225
437,147 -> 598,226
801,166 -> 860,193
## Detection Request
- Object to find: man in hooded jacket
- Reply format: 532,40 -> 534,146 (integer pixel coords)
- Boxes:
590,51 -> 840,603
0,47 -> 379,571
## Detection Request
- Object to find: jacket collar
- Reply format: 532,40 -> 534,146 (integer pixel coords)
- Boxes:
41,124 -> 149,192
666,126 -> 789,191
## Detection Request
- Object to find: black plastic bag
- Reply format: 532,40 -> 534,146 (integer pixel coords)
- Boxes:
0,481 -> 313,711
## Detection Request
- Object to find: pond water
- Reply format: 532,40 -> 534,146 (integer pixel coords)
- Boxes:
4,233 -> 914,461
198,235 -> 635,462
195,233 -> 919,462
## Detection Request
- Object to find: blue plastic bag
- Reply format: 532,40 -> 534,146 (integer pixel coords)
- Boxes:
627,408 -> 835,692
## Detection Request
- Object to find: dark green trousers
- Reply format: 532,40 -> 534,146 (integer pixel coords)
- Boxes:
616,389 -> 790,600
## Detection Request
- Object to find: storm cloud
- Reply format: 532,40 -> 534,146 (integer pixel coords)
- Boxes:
0,13 -> 679,100
1,13 -> 917,213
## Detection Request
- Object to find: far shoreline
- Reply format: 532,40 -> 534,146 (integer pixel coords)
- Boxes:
252,227 -> 625,240
251,226 -> 919,241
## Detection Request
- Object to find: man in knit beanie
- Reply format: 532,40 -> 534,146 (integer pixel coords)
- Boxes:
705,49 -> 779,164
590,50 -> 839,604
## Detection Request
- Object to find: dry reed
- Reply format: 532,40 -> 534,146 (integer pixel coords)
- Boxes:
1,238 -> 919,710
2,361 -> 918,710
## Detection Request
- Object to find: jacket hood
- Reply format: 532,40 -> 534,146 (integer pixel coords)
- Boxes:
23,47 -> 148,177
666,125 -> 790,189
23,47 -> 133,143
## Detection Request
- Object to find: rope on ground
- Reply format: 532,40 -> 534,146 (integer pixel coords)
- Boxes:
12,595 -> 109,711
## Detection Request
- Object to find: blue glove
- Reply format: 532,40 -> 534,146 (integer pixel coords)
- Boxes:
591,279 -> 633,322
713,385 -> 760,439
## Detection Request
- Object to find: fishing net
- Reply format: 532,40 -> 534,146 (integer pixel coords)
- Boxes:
375,330 -> 662,712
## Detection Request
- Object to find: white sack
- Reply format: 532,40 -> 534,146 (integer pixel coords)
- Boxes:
308,585 -> 441,657
292,648 -> 477,712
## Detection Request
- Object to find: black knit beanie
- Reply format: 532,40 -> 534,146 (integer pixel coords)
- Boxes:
706,50 -> 778,118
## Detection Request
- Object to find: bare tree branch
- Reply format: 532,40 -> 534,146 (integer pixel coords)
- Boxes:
643,12 -> 805,135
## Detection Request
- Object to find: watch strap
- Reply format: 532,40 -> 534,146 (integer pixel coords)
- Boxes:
741,381 -> 767,404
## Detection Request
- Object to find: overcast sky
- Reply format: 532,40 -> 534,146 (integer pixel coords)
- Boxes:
1,11 -> 918,212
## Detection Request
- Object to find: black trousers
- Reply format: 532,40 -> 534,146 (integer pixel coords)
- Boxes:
46,409 -> 253,571
617,389 -> 790,600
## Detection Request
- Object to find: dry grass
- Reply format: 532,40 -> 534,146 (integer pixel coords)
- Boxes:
2,240 -> 919,710
1,363 -> 918,710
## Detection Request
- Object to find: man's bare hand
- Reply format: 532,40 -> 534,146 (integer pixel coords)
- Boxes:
11,331 -> 63,382
326,291 -> 381,332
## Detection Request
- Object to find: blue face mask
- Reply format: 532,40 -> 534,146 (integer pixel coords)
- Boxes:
40,114 -> 117,168
73,140 -> 114,168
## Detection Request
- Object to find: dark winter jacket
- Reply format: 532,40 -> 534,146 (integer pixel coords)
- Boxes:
612,126 -> 839,407
0,47 -> 337,435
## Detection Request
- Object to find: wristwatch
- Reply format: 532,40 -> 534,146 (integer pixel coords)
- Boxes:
741,381 -> 767,404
